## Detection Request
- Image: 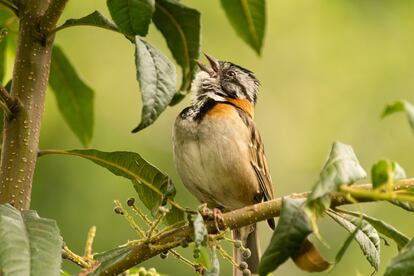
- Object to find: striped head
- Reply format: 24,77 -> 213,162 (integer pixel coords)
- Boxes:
192,53 -> 260,105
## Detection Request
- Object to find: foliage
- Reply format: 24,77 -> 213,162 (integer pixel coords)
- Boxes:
0,1 -> 414,276
0,204 -> 62,276
259,198 -> 328,275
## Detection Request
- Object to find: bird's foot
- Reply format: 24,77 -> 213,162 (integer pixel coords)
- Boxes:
197,204 -> 225,233
212,208 -> 224,232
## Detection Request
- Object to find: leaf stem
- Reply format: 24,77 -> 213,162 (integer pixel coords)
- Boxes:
340,185 -> 414,204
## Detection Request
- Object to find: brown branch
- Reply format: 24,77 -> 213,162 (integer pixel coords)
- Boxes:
40,0 -> 69,34
95,178 -> 414,275
0,0 -> 67,210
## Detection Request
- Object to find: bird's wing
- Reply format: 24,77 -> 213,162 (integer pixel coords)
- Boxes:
235,109 -> 274,203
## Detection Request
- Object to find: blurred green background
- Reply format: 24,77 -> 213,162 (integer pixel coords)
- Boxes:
4,0 -> 414,275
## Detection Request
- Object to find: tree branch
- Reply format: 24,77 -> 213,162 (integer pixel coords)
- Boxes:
95,178 -> 414,275
40,0 -> 69,34
0,0 -> 67,210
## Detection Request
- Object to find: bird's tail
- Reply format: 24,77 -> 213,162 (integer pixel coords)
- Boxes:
233,224 -> 260,276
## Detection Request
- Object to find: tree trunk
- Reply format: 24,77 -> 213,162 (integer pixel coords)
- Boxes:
0,0 -> 66,210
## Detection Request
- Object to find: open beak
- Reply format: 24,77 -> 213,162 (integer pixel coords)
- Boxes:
195,52 -> 220,77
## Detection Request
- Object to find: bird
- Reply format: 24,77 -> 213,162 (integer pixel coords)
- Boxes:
172,53 -> 275,276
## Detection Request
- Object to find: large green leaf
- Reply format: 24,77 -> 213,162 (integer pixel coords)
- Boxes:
306,141 -> 366,215
327,210 -> 380,271
0,28 -> 6,83
49,46 -> 94,147
371,160 -> 406,189
54,11 -> 119,33
338,209 -> 409,251
152,0 -> 201,102
382,100 -> 414,134
0,204 -> 62,276
38,149 -> 185,223
259,198 -> 313,275
131,38 -> 176,132
107,0 -> 154,36
384,237 -> 414,276
220,0 -> 265,55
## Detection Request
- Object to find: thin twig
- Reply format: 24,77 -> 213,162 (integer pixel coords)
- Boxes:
63,246 -> 89,268
169,249 -> 197,269
83,226 -> 96,261
96,178 -> 414,275
216,245 -> 238,267
114,200 -> 146,238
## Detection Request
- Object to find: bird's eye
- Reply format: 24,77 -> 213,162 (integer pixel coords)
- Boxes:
227,71 -> 236,77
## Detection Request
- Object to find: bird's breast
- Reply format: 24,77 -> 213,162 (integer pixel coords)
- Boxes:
173,105 -> 260,210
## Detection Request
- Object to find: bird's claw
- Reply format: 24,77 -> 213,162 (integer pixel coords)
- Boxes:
197,204 -> 225,233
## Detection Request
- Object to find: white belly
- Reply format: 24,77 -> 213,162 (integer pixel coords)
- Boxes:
173,113 -> 260,210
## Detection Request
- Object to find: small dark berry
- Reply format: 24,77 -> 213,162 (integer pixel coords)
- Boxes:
242,268 -> 251,276
127,198 -> 135,206
234,240 -> 242,248
242,249 -> 251,259
160,251 -> 169,259
238,261 -> 248,270
114,207 -> 124,215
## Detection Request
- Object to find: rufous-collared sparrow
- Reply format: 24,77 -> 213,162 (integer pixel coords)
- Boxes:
173,53 -> 275,276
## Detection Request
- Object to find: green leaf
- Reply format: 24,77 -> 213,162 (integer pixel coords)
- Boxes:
55,11 -> 119,33
335,223 -> 361,264
259,198 -> 312,275
306,141 -> 366,215
49,46 -> 94,147
90,245 -> 134,276
327,210 -> 380,271
384,237 -> 414,276
0,28 -> 6,83
382,100 -> 414,134
339,209 -> 409,251
131,38 -> 176,132
390,200 -> 414,212
152,0 -> 201,99
220,0 -> 265,55
38,149 -> 185,223
0,204 -> 62,276
204,247 -> 220,276
164,205 -> 185,226
107,0 -> 154,36
371,160 -> 406,189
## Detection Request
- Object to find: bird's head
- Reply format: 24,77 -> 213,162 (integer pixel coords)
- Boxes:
192,53 -> 260,105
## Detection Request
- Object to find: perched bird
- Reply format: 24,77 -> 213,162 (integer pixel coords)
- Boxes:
173,53 -> 275,275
